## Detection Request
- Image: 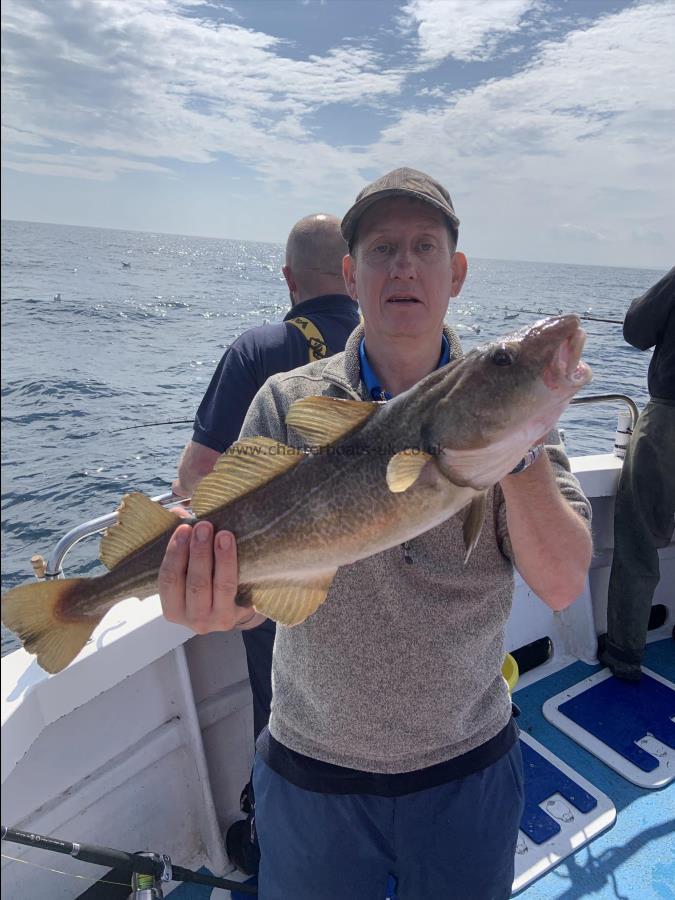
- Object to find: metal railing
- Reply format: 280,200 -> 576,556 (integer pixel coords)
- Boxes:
42,492 -> 187,580
35,393 -> 640,580
569,393 -> 639,431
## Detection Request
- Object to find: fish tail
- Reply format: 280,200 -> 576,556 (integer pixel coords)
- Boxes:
1,578 -> 103,674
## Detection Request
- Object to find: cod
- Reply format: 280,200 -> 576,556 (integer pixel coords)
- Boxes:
2,315 -> 592,674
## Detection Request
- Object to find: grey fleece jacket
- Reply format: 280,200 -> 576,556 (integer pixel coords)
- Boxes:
240,325 -> 591,774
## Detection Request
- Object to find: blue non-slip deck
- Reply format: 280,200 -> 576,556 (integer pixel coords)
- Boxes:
519,740 -> 598,844
172,639 -> 675,899
516,638 -> 675,900
556,670 -> 675,773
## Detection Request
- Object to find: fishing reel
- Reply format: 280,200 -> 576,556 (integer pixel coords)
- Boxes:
129,852 -> 172,899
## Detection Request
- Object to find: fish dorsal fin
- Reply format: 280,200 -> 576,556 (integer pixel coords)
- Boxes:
191,437 -> 305,517
386,450 -> 433,493
462,491 -> 487,565
285,396 -> 377,447
100,493 -> 178,570
238,571 -> 336,626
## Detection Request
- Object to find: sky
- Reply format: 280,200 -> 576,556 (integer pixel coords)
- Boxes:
2,0 -> 674,267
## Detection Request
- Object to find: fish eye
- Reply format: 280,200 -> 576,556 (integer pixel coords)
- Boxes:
491,344 -> 515,366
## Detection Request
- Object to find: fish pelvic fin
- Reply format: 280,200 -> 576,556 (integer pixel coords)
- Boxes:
462,491 -> 488,565
285,396 -> 377,448
1,578 -> 102,673
100,493 -> 179,570
238,572 -> 336,626
386,450 -> 434,493
191,437 -> 305,517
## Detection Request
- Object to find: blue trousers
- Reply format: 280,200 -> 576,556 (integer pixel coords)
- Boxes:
252,741 -> 524,900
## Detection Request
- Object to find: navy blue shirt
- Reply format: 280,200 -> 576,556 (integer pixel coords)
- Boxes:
193,294 -> 359,452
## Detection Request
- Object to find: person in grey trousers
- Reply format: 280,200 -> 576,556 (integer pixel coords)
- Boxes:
599,266 -> 675,681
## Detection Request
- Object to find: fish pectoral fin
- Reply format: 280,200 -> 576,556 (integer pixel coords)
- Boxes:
238,573 -> 336,626
1,578 -> 102,674
191,437 -> 305,517
100,493 -> 179,570
462,491 -> 487,564
386,450 -> 433,493
285,396 -> 377,447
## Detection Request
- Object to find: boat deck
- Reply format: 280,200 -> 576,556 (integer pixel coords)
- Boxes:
514,637 -> 674,899
169,638 -> 674,900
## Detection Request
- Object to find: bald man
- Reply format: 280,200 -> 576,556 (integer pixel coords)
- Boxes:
172,213 -> 359,875
172,214 -> 357,498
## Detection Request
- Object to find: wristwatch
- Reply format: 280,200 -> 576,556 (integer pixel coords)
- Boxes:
509,444 -> 545,475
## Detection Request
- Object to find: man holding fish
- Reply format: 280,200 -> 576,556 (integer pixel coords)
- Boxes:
2,167 -> 593,898
157,169 -> 593,898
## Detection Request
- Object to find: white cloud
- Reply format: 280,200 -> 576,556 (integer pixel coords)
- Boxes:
1,0 -> 405,193
365,1 -> 675,263
400,0 -> 537,63
554,223 -> 606,242
1,124 -> 49,148
2,151 -> 174,181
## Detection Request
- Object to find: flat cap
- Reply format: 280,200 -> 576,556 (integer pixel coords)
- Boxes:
341,167 -> 460,247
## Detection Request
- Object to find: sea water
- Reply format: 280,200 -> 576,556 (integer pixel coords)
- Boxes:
0,219 -> 663,655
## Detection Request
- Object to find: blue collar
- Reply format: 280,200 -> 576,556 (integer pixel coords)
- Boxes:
359,334 -> 451,401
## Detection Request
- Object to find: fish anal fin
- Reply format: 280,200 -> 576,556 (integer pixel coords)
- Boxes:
191,437 -> 305,517
286,396 -> 377,447
238,573 -> 336,626
1,578 -> 101,673
100,493 -> 178,570
386,450 -> 433,493
462,492 -> 487,564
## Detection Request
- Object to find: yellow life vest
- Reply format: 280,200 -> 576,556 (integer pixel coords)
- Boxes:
287,316 -> 329,363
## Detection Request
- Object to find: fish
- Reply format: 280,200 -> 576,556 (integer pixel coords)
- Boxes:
1,315 -> 592,674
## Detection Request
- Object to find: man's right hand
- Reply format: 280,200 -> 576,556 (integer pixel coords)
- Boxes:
159,520 -> 256,633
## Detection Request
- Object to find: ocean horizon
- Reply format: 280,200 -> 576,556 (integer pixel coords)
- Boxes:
3,218 -> 667,273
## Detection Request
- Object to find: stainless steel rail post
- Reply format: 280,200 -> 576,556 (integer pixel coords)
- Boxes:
43,492 -> 188,579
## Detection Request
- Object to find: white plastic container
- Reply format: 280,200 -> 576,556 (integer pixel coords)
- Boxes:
614,410 -> 633,459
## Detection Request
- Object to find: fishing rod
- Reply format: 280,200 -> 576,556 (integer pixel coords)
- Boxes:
518,309 -> 623,325
112,419 -> 193,433
1,825 -> 257,896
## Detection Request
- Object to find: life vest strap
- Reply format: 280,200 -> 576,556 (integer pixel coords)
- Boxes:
287,316 -> 329,363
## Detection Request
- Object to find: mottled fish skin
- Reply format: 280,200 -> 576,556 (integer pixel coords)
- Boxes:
71,431 -> 470,623
63,530 -> 180,619
211,315 -> 592,586
66,314 -> 590,612
2,314 -> 592,673
213,410 -> 474,587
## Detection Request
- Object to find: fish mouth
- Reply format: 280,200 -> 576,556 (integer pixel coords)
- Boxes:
543,321 -> 592,392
